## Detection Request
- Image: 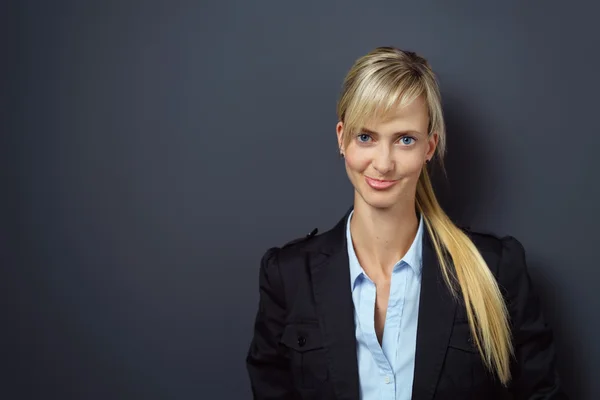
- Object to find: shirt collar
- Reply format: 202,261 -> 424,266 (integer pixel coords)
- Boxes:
346,209 -> 424,290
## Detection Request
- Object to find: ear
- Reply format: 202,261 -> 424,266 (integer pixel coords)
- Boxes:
336,121 -> 344,151
426,132 -> 439,160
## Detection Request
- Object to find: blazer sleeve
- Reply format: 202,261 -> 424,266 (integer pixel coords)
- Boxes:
498,236 -> 568,399
246,247 -> 295,399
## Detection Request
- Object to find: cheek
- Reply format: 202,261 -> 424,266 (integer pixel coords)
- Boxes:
401,158 -> 426,175
396,153 -> 426,175
344,151 -> 369,172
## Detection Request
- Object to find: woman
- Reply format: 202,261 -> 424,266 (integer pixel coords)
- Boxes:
246,47 -> 566,399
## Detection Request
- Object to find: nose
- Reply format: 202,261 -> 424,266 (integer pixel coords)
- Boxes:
372,146 -> 394,175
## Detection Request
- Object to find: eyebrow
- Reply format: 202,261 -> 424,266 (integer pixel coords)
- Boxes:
359,127 -> 424,136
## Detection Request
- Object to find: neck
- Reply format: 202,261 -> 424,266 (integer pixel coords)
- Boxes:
349,198 -> 419,279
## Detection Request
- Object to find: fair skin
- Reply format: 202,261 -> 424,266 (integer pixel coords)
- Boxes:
336,95 -> 438,344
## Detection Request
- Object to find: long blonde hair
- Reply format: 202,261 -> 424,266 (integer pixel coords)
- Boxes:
337,47 -> 513,385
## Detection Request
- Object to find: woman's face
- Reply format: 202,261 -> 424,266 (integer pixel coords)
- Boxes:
336,96 -> 438,211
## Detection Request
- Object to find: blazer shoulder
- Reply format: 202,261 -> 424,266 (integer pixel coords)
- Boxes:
281,227 -> 319,249
266,226 -> 323,266
462,227 -> 527,277
463,228 -> 504,254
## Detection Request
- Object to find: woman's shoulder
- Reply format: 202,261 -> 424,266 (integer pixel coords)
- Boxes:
280,227 -> 320,249
461,226 -> 528,279
259,217 -> 347,275
272,214 -> 347,255
461,224 -> 523,251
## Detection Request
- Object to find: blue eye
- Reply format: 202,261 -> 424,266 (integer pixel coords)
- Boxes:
357,133 -> 371,143
400,136 -> 415,145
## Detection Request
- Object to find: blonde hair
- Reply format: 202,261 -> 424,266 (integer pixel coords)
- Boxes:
337,47 -> 513,385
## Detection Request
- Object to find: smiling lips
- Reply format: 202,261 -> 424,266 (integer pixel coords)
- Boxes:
365,176 -> 399,190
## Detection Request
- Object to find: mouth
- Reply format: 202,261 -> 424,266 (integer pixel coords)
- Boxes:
364,176 -> 399,190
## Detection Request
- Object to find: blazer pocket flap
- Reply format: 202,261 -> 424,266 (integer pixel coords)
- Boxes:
448,321 -> 479,353
281,323 -> 324,352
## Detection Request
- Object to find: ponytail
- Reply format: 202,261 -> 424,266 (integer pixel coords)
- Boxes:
416,167 -> 514,385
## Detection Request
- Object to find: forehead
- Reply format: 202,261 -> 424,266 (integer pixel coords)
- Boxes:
364,96 -> 429,134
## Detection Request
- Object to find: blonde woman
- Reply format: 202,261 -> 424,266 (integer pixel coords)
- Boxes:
246,47 -> 566,399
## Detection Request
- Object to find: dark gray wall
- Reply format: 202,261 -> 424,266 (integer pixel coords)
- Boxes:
4,1 -> 599,399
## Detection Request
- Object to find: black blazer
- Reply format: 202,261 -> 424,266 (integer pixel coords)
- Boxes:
246,209 -> 567,399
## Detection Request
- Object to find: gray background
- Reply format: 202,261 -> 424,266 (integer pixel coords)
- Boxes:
3,0 -> 599,399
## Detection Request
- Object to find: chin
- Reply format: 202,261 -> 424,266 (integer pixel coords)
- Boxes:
357,189 -> 402,210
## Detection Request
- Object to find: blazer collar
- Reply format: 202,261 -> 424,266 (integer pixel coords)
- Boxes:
309,207 -> 457,400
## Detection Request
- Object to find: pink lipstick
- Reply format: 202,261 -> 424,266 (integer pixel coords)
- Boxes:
365,176 -> 398,190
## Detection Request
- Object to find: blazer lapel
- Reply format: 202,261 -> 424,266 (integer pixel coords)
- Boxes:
310,209 -> 360,400
411,227 -> 457,400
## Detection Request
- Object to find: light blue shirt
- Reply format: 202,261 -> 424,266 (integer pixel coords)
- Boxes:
346,210 -> 424,400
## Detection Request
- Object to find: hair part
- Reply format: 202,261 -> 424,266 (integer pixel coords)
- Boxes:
337,47 -> 514,385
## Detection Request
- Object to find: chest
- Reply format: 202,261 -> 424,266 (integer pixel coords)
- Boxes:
356,269 -> 422,343
373,279 -> 391,339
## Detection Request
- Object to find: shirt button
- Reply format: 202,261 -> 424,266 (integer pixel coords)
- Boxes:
297,336 -> 306,347
384,376 -> 391,384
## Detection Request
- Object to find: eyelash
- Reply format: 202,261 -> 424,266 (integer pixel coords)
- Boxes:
356,133 -> 417,146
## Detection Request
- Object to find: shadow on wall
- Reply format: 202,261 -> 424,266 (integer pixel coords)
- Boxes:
432,92 -> 578,398
431,91 -> 497,228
